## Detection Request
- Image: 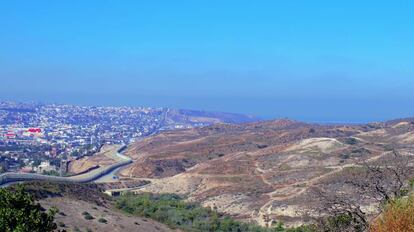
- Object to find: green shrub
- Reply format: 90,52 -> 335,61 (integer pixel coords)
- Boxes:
0,186 -> 57,232
42,170 -> 60,176
98,218 -> 108,223
116,193 -> 314,232
82,211 -> 94,220
344,137 -> 358,145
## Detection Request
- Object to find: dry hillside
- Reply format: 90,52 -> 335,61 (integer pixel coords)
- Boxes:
114,119 -> 414,227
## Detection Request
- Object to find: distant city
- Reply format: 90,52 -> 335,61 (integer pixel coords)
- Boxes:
0,101 -> 256,175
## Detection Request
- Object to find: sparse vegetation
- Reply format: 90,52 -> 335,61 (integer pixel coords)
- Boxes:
339,153 -> 350,159
344,137 -> 358,145
42,170 -> 60,176
314,149 -> 414,232
58,211 -> 66,216
98,218 -> 108,224
279,163 -> 291,171
116,193 -> 315,232
82,211 -> 94,220
316,213 -> 365,232
257,144 -> 268,149
8,182 -> 110,207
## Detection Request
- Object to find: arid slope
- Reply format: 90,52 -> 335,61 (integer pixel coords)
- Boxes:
120,119 -> 414,227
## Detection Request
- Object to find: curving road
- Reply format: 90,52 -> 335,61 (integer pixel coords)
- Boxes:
0,145 -> 133,187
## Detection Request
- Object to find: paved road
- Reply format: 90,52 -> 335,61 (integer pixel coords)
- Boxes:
0,145 -> 133,187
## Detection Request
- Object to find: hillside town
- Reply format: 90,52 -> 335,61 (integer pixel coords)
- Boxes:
0,101 -> 250,174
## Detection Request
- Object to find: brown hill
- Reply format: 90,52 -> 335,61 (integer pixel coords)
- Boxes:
119,119 -> 414,227
68,145 -> 122,175
16,182 -> 173,232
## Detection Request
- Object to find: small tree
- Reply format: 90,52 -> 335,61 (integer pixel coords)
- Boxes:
0,186 -> 57,232
313,149 -> 413,232
351,150 -> 411,205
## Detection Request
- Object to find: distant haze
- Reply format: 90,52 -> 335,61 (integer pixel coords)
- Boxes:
1,1 -> 413,123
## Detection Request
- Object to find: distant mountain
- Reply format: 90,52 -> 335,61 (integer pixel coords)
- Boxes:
163,108 -> 259,126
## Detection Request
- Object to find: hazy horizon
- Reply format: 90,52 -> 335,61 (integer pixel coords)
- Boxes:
1,1 -> 414,123
1,97 -> 411,124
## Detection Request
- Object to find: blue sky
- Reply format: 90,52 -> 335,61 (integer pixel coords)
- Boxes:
1,1 -> 413,122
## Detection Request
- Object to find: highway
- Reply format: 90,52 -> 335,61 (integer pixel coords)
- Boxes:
0,145 -> 133,187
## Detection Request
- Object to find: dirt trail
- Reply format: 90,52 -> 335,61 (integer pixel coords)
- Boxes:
255,150 -> 390,226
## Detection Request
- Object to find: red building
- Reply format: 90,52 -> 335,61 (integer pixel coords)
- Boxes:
4,133 -> 16,138
28,128 -> 42,133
